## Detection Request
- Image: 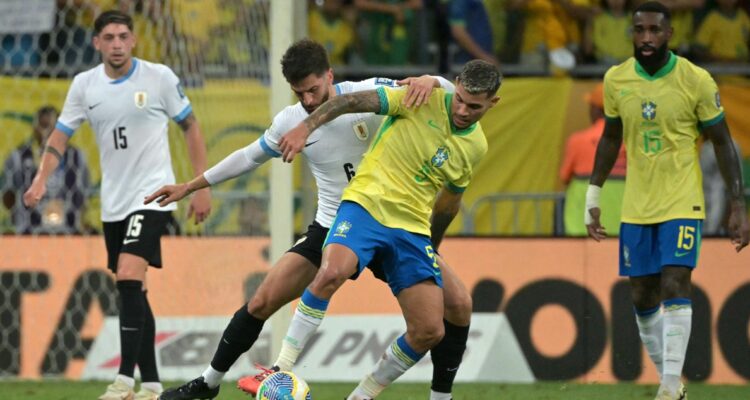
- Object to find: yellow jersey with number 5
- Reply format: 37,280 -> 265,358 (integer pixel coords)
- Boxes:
341,86 -> 488,236
603,52 -> 724,224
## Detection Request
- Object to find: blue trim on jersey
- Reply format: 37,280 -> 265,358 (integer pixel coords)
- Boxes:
700,112 -> 724,128
376,86 -> 389,115
335,84 -> 342,95
396,334 -> 424,361
110,58 -> 138,84
300,289 -> 329,311
445,181 -> 466,193
663,297 -> 691,307
259,136 -> 281,157
173,104 -> 193,123
635,305 -> 660,317
55,121 -> 74,137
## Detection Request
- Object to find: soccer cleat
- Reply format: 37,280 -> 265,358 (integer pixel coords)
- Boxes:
98,378 -> 135,400
158,377 -> 219,400
134,387 -> 161,400
236,364 -> 279,396
654,383 -> 687,400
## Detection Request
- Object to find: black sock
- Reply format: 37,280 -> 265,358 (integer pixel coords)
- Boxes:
117,280 -> 146,377
430,319 -> 470,394
137,291 -> 160,383
210,304 -> 265,372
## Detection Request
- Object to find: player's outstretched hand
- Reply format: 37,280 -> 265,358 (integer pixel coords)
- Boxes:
279,123 -> 310,163
585,207 -> 607,241
144,183 -> 190,207
397,75 -> 438,108
22,178 -> 46,208
188,188 -> 211,225
727,201 -> 750,252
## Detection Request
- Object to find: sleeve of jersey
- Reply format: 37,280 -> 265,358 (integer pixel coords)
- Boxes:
696,72 -> 724,128
203,140 -> 271,185
160,66 -> 192,123
349,78 -> 399,92
376,86 -> 409,116
56,76 -> 87,137
602,71 -> 620,120
446,137 -> 488,193
258,108 -> 297,158
448,0 -> 467,26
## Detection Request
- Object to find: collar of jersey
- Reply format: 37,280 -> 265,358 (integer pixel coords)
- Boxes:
445,93 -> 477,136
634,51 -> 677,81
110,58 -> 139,84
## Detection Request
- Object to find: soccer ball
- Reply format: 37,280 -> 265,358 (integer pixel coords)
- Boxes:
256,371 -> 312,400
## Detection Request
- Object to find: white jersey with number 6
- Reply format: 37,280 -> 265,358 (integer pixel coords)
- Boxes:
56,58 -> 191,222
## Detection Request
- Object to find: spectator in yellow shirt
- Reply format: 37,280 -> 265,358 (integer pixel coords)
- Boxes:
693,0 -> 750,62
585,0 -> 632,65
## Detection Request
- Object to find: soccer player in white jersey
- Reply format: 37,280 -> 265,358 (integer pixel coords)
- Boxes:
145,40 -> 472,400
23,11 -> 211,400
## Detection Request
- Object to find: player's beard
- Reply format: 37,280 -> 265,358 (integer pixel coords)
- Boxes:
634,42 -> 669,71
304,91 -> 330,114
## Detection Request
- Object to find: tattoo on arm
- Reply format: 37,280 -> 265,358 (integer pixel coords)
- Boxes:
44,146 -> 63,164
178,113 -> 196,132
303,90 -> 382,132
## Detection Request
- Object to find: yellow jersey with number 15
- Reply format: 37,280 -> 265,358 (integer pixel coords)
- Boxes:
603,52 -> 724,224
341,86 -> 488,236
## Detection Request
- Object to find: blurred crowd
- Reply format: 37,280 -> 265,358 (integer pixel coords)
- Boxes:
1,0 -> 749,79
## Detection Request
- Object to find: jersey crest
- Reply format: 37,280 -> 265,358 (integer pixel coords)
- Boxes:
353,121 -> 369,141
134,91 -> 148,109
431,146 -> 450,168
641,101 -> 657,120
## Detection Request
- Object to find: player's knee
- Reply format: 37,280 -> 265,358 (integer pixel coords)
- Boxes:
311,265 -> 349,297
412,322 -> 445,351
445,287 -> 472,321
247,294 -> 276,320
661,277 -> 688,299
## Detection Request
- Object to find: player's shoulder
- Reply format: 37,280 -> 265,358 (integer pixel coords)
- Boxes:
675,55 -> 714,83
271,103 -> 306,129
603,58 -> 635,82
70,64 -> 103,87
136,58 -> 177,78
337,77 -> 399,94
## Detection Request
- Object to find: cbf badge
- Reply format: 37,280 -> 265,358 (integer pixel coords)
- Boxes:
134,91 -> 148,109
353,121 -> 369,141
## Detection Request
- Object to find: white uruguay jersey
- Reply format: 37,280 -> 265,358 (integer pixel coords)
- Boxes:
56,58 -> 191,222
262,78 -> 400,228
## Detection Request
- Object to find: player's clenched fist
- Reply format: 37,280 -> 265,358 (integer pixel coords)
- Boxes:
22,179 -> 46,208
279,123 -> 310,162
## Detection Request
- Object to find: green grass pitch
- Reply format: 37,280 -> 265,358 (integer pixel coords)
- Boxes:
3,381 -> 750,399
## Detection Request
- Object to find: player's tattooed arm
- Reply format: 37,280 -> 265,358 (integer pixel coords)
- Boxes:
430,187 -> 463,250
177,113 -> 197,132
589,118 -> 623,187
303,90 -> 381,132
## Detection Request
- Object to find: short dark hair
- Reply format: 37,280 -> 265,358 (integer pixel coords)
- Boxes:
36,105 -> 58,120
457,60 -> 502,96
94,10 -> 133,35
281,39 -> 330,84
633,1 -> 671,21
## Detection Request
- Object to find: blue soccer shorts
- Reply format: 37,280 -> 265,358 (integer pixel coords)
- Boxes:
619,218 -> 703,277
324,201 -> 443,295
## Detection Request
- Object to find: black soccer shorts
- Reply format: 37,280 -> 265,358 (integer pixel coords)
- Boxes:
103,210 -> 178,272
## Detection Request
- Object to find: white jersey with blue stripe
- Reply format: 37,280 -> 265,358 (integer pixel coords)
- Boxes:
56,58 -> 191,221
261,78 -> 397,228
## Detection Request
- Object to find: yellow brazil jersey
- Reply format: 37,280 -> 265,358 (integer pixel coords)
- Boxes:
341,86 -> 488,236
603,52 -> 724,224
695,10 -> 750,61
308,9 -> 354,65
593,12 -> 631,62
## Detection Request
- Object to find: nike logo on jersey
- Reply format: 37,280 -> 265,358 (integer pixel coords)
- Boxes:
123,238 -> 139,245
427,120 -> 441,130
674,250 -> 690,257
88,102 -> 102,110
305,140 -> 320,147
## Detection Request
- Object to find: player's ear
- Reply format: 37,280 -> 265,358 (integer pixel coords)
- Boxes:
489,95 -> 500,106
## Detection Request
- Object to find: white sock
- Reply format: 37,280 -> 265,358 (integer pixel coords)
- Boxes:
275,290 -> 328,371
430,389 -> 453,400
349,335 -> 424,399
662,300 -> 692,394
635,307 -> 664,379
140,382 -> 163,393
201,365 -> 224,388
115,374 -> 135,388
